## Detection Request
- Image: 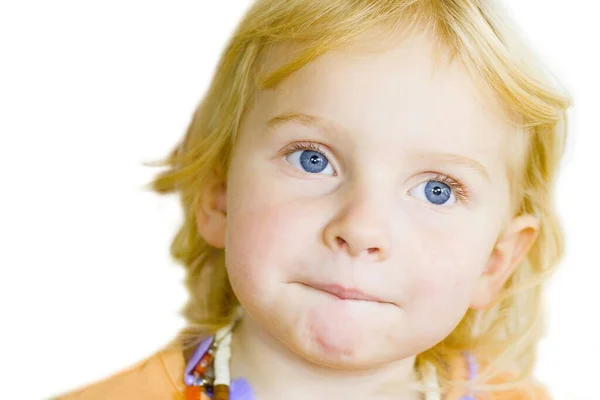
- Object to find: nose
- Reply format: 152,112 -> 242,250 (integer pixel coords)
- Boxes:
323,188 -> 392,262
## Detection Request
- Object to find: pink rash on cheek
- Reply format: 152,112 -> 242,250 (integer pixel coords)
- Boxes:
306,303 -> 361,357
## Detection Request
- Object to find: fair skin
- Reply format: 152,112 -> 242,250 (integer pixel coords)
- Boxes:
195,31 -> 538,400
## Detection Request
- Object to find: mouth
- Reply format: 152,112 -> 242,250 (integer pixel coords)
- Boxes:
298,282 -> 390,304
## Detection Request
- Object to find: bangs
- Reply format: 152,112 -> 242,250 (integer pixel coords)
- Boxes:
247,0 -> 569,129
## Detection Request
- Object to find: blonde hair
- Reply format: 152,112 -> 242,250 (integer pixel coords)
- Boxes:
145,0 -> 571,396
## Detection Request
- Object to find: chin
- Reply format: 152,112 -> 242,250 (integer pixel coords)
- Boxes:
289,329 -> 407,370
281,300 -> 404,370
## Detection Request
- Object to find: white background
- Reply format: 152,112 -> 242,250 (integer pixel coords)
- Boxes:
0,1 -> 597,399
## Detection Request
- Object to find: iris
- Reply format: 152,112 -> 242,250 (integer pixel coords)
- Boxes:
299,150 -> 329,174
424,181 -> 452,205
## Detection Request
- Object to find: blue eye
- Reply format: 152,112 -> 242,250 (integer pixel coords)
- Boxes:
409,179 -> 457,206
285,145 -> 335,176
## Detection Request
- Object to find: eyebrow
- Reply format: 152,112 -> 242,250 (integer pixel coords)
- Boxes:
411,151 -> 491,182
266,111 -> 336,133
266,112 -> 491,182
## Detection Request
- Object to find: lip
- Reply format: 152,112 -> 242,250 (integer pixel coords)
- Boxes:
300,282 -> 388,303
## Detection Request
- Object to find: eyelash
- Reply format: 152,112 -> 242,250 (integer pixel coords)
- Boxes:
280,142 -> 471,203
283,142 -> 328,157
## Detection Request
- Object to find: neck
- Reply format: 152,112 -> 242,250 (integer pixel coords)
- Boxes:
230,314 -> 424,400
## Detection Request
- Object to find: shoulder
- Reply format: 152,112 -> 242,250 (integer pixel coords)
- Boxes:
478,371 -> 551,400
53,344 -> 186,400
446,352 -> 551,400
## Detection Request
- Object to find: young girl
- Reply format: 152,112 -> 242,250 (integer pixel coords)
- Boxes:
55,0 -> 571,399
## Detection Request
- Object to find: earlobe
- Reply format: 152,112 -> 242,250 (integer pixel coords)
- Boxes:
470,214 -> 539,310
195,181 -> 227,249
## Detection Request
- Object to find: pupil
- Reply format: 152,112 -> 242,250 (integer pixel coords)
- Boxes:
310,155 -> 320,164
433,186 -> 442,195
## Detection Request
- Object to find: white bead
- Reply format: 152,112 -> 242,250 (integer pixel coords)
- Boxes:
422,362 -> 441,400
214,333 -> 232,385
213,308 -> 243,386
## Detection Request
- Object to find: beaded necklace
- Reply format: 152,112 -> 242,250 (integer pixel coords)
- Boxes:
183,311 -> 476,400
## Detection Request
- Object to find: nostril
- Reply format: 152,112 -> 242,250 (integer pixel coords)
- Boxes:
367,248 -> 378,254
336,237 -> 346,247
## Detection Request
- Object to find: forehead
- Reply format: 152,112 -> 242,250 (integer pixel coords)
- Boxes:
251,31 -> 514,173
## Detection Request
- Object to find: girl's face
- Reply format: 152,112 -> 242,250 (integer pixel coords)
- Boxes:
218,32 -> 518,368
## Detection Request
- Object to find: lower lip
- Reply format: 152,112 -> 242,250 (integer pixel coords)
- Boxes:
302,283 -> 382,303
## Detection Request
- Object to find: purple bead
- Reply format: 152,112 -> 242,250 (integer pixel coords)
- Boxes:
230,378 -> 255,400
460,351 -> 478,399
184,336 -> 214,384
464,352 -> 478,380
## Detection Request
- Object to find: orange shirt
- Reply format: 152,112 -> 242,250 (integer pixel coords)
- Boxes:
53,344 -> 550,400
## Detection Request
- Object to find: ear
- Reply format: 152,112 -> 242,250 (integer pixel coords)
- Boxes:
194,180 -> 227,249
470,214 -> 539,310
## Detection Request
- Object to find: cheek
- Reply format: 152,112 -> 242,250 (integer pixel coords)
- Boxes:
410,268 -> 472,311
224,191 -> 316,290
405,221 -> 495,309
225,204 -> 285,282
397,231 -> 490,345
